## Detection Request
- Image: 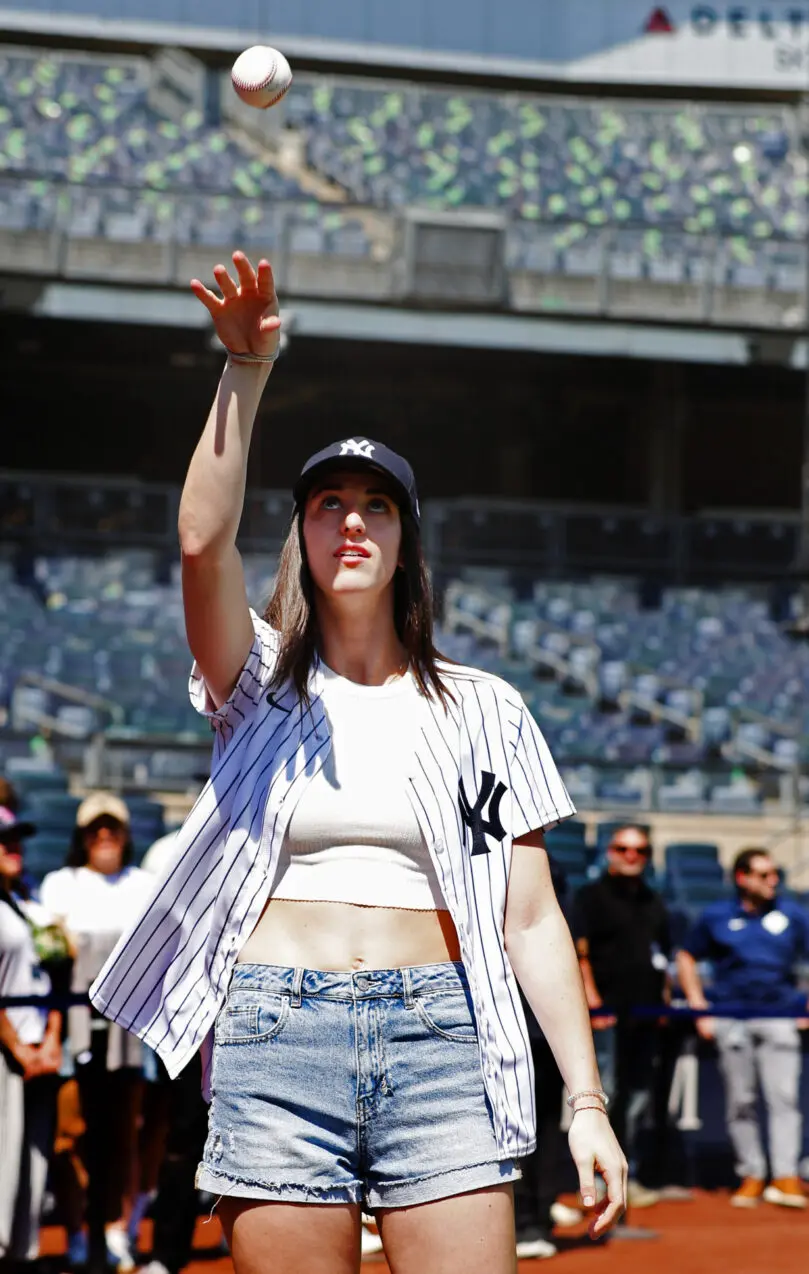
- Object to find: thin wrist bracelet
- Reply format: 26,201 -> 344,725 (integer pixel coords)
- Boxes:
571,1104 -> 609,1117
225,348 -> 279,365
567,1088 -> 609,1109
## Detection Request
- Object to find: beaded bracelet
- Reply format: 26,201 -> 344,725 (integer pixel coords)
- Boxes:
566,1088 -> 609,1109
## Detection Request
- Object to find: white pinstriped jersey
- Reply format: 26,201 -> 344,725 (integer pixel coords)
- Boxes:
90,610 -> 575,1159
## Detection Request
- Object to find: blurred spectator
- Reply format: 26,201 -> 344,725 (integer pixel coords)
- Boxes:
677,848 -> 809,1210
40,793 -> 154,1269
514,856 -> 579,1259
572,824 -> 671,1210
0,806 -> 63,1270
0,779 -> 20,814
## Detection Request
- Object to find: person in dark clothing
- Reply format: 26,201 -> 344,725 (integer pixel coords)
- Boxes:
572,824 -> 671,1209
678,847 -> 809,1210
513,858 -> 570,1260
138,1054 -> 210,1274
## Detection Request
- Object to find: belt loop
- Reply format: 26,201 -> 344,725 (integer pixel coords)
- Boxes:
402,967 -> 414,1010
290,967 -> 304,1008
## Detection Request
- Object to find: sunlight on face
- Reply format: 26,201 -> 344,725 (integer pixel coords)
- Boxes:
0,837 -> 24,885
302,471 -> 402,606
737,855 -> 779,903
606,827 -> 652,878
83,818 -> 128,876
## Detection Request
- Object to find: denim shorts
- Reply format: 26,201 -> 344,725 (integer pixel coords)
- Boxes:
196,961 -> 519,1209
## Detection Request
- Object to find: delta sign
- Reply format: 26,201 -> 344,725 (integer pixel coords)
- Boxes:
554,1 -> 809,86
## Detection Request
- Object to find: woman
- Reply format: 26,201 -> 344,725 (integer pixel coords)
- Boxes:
91,251 -> 626,1274
0,805 -> 63,1271
41,794 -> 153,1269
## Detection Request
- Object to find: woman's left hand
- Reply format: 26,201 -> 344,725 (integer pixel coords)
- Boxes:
567,1108 -> 627,1237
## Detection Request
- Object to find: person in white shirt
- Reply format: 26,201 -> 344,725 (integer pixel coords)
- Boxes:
41,793 -> 153,1271
92,250 -> 627,1274
0,804 -> 63,1268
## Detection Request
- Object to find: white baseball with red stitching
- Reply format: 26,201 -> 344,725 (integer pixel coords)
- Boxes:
231,46 -> 293,110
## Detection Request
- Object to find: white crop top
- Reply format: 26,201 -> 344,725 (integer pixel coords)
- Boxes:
271,664 -> 446,911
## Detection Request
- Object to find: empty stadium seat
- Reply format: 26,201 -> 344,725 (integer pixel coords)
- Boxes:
665,842 -> 720,869
24,834 -> 69,882
22,792 -> 80,836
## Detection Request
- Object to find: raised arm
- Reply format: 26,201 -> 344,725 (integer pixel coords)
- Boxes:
179,251 -> 281,708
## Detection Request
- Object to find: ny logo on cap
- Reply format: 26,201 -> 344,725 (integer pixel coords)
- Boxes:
340,439 -> 375,458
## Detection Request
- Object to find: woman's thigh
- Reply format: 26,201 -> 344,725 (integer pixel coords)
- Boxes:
377,1184 -> 516,1274
219,1198 -> 362,1274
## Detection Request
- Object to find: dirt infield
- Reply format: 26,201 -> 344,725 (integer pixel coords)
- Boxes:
39,1190 -> 809,1274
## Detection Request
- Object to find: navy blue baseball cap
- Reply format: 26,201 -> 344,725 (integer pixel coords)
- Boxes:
293,437 -> 420,526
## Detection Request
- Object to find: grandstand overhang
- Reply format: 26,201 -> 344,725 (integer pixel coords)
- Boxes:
6,277 -> 805,368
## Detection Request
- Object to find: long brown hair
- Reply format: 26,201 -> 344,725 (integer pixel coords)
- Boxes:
264,504 -> 453,706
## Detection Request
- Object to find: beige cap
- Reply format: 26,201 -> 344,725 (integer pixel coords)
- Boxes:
76,792 -> 130,829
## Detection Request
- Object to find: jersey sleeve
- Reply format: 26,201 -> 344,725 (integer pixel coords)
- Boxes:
509,698 -> 576,839
189,608 -> 279,756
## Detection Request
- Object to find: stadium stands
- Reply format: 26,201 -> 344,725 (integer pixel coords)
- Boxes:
287,80 -> 802,240
2,544 -> 807,821
440,573 -> 808,813
0,47 -> 804,308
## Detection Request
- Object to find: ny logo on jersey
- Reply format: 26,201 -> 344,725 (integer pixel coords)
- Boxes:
339,438 -> 375,458
459,771 -> 508,857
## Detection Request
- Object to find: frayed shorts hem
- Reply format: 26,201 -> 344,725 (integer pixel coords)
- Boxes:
196,1159 -> 520,1210
195,1165 -> 363,1205
366,1158 -> 521,1209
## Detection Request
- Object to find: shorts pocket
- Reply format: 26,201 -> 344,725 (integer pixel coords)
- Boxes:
214,990 -> 290,1045
413,988 -> 478,1043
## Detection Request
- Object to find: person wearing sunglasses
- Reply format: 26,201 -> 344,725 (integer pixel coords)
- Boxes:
677,847 -> 809,1210
572,824 -> 671,1210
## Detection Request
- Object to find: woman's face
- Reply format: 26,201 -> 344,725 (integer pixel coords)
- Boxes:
303,471 -> 403,606
83,817 -> 127,875
0,835 -> 25,886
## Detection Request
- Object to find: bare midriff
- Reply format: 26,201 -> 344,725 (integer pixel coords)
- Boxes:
236,898 -> 461,971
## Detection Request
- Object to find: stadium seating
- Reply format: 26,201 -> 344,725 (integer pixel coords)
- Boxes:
0,47 -> 804,297
287,79 -> 801,240
0,49 -> 302,202
2,549 -> 807,818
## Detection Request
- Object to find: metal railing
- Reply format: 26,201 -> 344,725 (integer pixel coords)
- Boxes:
1,471 -> 803,582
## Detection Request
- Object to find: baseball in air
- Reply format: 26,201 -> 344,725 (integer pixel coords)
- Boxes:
231,46 -> 292,109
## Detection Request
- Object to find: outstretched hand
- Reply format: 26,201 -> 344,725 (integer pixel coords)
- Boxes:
190,251 -> 281,359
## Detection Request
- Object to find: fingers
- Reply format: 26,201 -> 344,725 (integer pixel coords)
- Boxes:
576,1164 -> 596,1210
590,1160 -> 627,1236
232,250 -> 258,291
189,278 -> 223,315
212,263 -> 238,299
256,257 -> 276,299
259,314 -> 283,334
